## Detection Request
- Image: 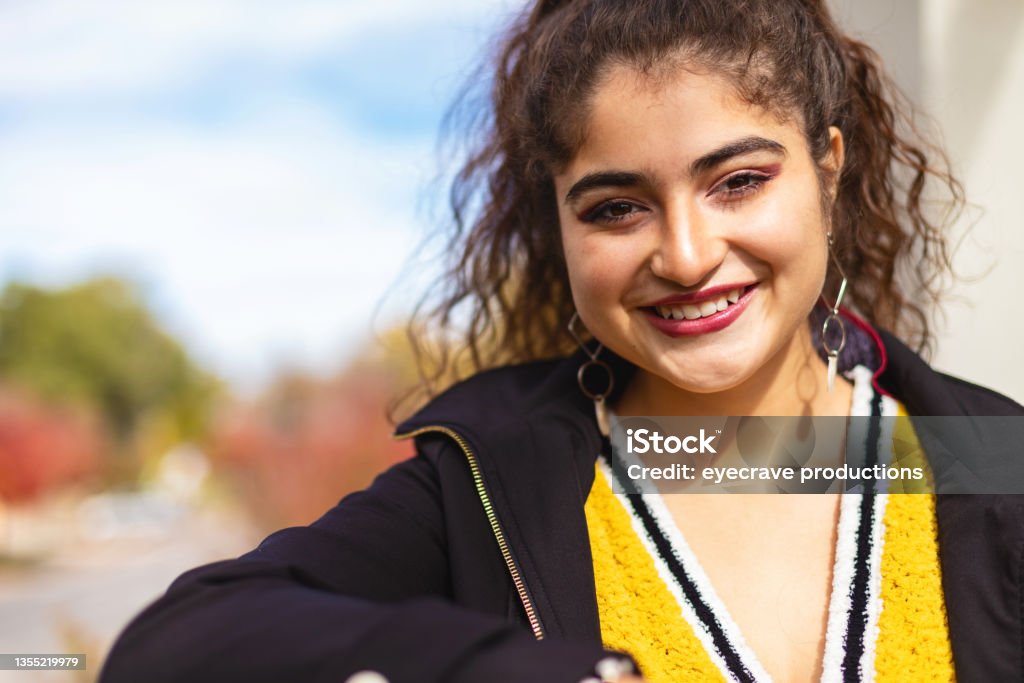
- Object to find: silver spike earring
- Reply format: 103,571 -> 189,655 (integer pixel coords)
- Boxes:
568,312 -> 614,437
821,230 -> 848,393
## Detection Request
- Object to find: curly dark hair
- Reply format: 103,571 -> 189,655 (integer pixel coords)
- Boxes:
404,0 -> 962,405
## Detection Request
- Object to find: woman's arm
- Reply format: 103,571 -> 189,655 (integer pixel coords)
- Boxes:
98,449 -> 632,683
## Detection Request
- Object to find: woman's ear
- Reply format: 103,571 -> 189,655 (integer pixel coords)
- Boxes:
822,126 -> 845,200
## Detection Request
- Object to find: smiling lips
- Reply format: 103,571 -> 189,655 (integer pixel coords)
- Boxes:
642,283 -> 758,336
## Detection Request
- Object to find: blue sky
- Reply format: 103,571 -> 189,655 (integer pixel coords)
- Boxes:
0,0 -> 521,391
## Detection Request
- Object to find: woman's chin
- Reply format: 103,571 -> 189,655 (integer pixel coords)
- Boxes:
646,361 -> 758,399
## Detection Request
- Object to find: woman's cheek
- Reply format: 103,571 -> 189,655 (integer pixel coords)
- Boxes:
585,233 -> 631,283
566,239 -> 627,326
742,201 -> 825,278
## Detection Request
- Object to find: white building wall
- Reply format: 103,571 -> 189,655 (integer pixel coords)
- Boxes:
832,0 -> 1024,402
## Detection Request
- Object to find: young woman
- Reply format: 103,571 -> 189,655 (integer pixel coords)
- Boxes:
100,1 -> 1024,682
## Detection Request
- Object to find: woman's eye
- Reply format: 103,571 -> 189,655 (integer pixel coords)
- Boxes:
711,171 -> 772,200
726,175 -> 754,190
582,200 -> 645,225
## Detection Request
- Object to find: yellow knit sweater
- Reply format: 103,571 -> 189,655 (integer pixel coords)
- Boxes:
584,399 -> 955,682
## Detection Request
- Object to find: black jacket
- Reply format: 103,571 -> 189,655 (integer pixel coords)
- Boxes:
99,326 -> 1024,683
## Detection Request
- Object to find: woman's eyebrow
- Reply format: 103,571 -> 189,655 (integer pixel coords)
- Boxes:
563,135 -> 786,205
690,135 -> 787,177
564,171 -> 646,204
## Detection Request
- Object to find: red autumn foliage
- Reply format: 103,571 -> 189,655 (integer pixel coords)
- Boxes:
0,387 -> 103,503
210,365 -> 413,530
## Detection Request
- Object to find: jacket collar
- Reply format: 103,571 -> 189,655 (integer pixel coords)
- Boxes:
395,346 -> 616,640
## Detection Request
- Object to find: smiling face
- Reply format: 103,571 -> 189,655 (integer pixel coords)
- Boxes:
554,63 -> 843,405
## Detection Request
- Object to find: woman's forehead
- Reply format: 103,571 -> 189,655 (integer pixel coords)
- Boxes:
560,63 -> 803,181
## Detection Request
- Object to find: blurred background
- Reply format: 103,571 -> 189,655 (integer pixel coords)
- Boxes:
0,1 -> 1021,681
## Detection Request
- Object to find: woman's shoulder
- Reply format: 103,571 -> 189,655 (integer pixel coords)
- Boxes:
394,352 -> 593,437
931,371 -> 1024,416
872,325 -> 1024,416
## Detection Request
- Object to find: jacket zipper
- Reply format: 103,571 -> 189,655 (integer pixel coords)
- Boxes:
394,425 -> 545,640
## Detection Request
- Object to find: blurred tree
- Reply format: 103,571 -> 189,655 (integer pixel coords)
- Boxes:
211,363 -> 412,530
208,322 -> 438,530
0,277 -> 220,486
0,388 -> 101,503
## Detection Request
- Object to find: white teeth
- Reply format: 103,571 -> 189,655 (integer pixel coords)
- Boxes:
682,304 -> 701,320
654,288 -> 746,321
655,305 -> 686,320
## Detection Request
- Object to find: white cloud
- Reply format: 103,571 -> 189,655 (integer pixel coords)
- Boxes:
0,0 -> 526,389
0,99 -> 440,389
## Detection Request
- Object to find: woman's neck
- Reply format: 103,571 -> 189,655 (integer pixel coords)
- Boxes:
613,329 -> 854,417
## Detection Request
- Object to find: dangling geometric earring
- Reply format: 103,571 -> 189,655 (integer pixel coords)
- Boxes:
568,311 -> 615,437
821,230 -> 848,393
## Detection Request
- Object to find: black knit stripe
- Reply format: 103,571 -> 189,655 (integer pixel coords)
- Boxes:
841,389 -> 883,682
601,447 -> 758,683
621,491 -> 759,683
841,494 -> 874,682
866,389 -> 883,469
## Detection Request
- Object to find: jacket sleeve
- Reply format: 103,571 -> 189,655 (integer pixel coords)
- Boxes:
97,449 -> 634,683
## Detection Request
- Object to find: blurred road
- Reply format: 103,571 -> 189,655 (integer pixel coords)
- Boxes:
0,501 -> 260,683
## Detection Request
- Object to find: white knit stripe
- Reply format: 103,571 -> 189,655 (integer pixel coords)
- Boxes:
820,491 -> 863,683
821,365 -> 878,683
606,414 -> 658,496
848,365 -> 876,418
873,392 -> 900,493
842,366 -> 878,500
595,458 -> 739,681
642,490 -> 774,682
879,393 -> 899,418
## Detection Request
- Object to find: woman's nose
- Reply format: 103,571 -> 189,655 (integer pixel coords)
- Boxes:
648,203 -> 727,286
